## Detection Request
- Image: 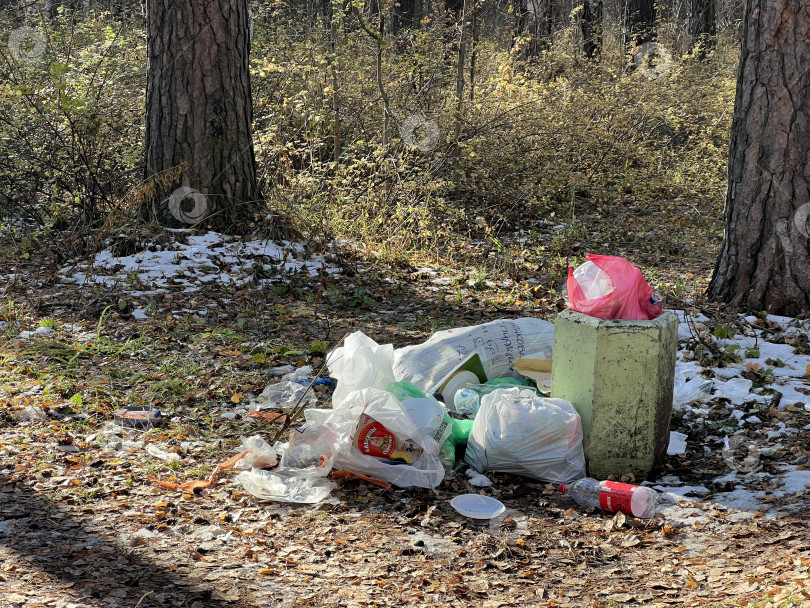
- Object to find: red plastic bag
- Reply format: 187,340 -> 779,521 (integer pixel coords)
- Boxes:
567,255 -> 663,321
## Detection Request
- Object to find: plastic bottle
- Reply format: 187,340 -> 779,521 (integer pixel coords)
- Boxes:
573,261 -> 614,300
558,478 -> 658,519
453,379 -> 536,417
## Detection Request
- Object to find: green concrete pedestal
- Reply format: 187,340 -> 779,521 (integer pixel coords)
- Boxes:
551,309 -> 678,479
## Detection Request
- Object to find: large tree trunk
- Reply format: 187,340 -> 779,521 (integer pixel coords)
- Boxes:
707,0 -> 810,315
527,0 -> 552,54
392,0 -> 416,33
581,0 -> 602,60
689,0 -> 716,58
624,0 -> 656,47
141,0 -> 261,230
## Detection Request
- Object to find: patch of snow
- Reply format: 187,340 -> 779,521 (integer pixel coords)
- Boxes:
61,231 -> 338,292
653,484 -> 710,499
712,366 -> 743,380
777,465 -> 810,495
667,431 -> 687,455
708,487 -> 769,512
712,377 -> 753,404
713,471 -> 737,484
770,379 -> 810,408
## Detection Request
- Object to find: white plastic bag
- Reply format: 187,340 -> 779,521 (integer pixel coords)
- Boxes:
327,331 -> 396,407
393,318 -> 554,393
235,435 -> 278,469
672,372 -> 712,411
329,389 -> 445,489
146,444 -> 181,464
464,388 -> 586,483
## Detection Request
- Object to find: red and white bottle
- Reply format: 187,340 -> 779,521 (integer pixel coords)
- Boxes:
559,478 -> 658,519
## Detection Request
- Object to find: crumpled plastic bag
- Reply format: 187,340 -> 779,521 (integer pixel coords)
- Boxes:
279,425 -> 338,475
393,318 -> 554,393
253,366 -> 318,411
235,435 -> 278,469
328,388 -> 445,489
567,255 -> 663,321
327,332 -> 396,407
235,469 -> 335,504
464,388 -> 586,483
672,372 -> 712,411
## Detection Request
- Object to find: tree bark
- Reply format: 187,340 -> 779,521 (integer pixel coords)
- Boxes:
141,0 -> 261,230
689,0 -> 716,58
707,0 -> 810,315
581,0 -> 602,60
624,0 -> 656,47
392,0 -> 415,33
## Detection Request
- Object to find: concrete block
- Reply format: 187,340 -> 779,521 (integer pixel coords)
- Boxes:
551,309 -> 678,479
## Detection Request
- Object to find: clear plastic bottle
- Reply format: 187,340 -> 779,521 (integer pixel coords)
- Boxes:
558,478 -> 658,519
453,380 -> 534,417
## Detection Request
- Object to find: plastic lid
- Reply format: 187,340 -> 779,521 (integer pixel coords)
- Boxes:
450,494 -> 506,519
441,371 -> 479,411
401,398 -> 445,434
558,483 -> 567,494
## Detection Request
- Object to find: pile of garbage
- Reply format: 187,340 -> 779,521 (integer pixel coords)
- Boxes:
176,255 -> 669,518
233,318 -> 589,505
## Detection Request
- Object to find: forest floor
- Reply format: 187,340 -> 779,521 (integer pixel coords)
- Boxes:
0,225 -> 809,608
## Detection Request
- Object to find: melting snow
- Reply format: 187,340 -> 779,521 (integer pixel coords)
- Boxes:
61,230 -> 338,292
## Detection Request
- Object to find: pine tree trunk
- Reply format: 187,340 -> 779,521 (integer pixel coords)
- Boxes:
689,0 -> 716,58
625,0 -> 656,47
141,0 -> 261,231
707,0 -> 810,315
392,0 -> 415,33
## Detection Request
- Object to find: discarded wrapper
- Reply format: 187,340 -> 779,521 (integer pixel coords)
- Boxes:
115,406 -> 163,429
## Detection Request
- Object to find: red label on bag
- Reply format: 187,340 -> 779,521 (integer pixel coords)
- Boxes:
598,481 -> 637,515
356,414 -> 397,458
354,414 -> 423,464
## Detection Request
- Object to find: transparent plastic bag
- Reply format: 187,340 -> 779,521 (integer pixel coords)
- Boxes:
327,332 -> 396,407
672,372 -> 712,411
253,380 -> 317,410
567,255 -> 663,321
329,389 -> 445,488
573,261 -> 614,300
393,318 -> 554,394
280,425 -> 338,475
146,444 -> 181,464
235,469 -> 336,504
235,435 -> 278,469
464,388 -> 586,483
